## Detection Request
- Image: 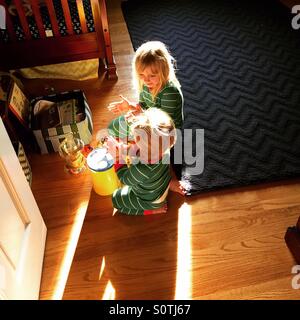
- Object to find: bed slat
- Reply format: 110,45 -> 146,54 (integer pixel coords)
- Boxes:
61,0 -> 74,35
0,0 -> 17,42
91,0 -> 116,78
30,0 -> 46,38
14,0 -> 32,40
76,0 -> 88,34
44,0 -> 60,37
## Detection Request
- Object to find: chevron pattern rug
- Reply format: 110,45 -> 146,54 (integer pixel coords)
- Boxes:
122,0 -> 300,195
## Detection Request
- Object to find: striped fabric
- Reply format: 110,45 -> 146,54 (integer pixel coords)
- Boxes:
112,156 -> 171,215
0,0 -> 95,43
31,90 -> 93,154
16,142 -> 32,186
108,81 -> 183,138
139,81 -> 183,128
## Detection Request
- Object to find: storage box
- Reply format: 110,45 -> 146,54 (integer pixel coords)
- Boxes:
0,72 -> 93,154
30,90 -> 93,154
0,72 -> 34,153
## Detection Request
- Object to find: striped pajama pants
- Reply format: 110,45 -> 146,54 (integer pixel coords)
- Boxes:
112,185 -> 166,215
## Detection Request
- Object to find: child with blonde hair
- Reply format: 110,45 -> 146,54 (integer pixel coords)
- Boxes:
107,41 -> 184,194
106,108 -> 176,215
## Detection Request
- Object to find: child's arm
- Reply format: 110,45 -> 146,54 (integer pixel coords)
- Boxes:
115,163 -> 150,186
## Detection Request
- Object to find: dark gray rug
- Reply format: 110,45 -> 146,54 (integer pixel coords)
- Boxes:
122,0 -> 300,195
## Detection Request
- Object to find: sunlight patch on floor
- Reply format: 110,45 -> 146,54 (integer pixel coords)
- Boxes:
99,256 -> 106,280
52,201 -> 88,300
175,202 -> 192,300
102,280 -> 116,300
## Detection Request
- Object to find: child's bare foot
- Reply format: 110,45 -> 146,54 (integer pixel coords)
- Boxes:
144,204 -> 168,215
169,177 -> 186,196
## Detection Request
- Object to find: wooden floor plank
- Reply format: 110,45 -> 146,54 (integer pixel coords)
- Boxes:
23,0 -> 300,300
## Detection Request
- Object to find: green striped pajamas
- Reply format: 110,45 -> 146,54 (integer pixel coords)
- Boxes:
112,159 -> 171,215
108,81 -> 183,139
109,81 -> 183,214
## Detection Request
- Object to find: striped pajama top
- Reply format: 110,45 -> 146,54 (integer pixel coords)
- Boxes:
139,81 -> 184,129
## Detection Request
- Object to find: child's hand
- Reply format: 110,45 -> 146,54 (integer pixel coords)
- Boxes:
125,105 -> 143,123
106,137 -> 131,163
106,136 -> 120,162
128,103 -> 143,115
107,95 -> 132,115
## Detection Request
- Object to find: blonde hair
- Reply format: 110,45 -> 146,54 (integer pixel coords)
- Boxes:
132,41 -> 181,98
130,108 -> 177,162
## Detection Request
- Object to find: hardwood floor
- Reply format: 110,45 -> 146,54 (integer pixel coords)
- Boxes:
25,0 -> 300,300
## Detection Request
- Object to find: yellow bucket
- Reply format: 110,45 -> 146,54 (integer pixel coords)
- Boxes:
87,148 -> 120,196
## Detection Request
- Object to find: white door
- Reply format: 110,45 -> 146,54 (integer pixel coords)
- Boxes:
0,118 -> 47,300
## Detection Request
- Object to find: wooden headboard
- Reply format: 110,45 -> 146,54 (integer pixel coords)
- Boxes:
0,0 -> 117,79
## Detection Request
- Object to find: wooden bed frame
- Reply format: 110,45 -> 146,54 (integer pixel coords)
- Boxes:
0,0 -> 117,79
